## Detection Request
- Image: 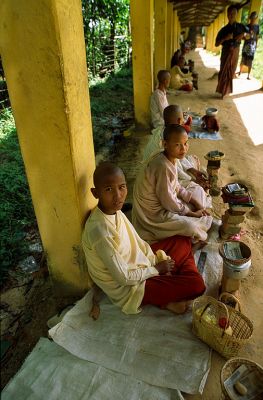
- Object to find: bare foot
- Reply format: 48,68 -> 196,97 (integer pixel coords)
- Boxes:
89,304 -> 100,320
166,301 -> 188,314
192,241 -> 208,254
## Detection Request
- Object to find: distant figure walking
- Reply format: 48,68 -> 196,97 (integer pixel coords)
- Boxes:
215,5 -> 247,98
238,11 -> 260,80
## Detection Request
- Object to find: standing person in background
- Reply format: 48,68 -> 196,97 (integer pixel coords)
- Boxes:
215,5 -> 247,99
238,11 -> 260,80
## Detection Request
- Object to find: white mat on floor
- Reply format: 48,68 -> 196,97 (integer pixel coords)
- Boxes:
2,338 -> 184,400
49,289 -> 211,395
48,220 -> 223,396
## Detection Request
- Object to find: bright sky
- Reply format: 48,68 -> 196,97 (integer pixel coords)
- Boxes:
198,49 -> 263,146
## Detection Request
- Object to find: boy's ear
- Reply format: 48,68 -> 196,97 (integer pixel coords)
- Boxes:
91,187 -> 99,199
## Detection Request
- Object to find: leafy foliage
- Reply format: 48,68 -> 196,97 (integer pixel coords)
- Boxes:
82,0 -> 130,77
0,109 -> 36,283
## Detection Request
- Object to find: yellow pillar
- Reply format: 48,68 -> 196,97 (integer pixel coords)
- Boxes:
130,0 -> 154,129
154,0 -> 167,78
249,0 -> 262,16
178,20 -> 182,49
212,19 -> 219,52
171,10 -> 174,56
218,12 -> 225,32
166,1 -> 173,69
224,7 -> 228,25
206,23 -> 214,51
236,8 -> 242,23
0,0 -> 97,296
173,10 -> 178,52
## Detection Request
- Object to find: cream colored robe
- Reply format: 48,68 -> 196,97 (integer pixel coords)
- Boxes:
133,153 -> 213,243
82,206 -> 158,314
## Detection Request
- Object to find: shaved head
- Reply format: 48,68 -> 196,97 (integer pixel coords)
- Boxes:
163,104 -> 183,125
93,162 -> 124,188
163,124 -> 187,141
157,70 -> 170,84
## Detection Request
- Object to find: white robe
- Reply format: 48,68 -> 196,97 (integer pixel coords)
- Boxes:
132,153 -> 213,243
150,89 -> 169,128
142,129 -> 212,208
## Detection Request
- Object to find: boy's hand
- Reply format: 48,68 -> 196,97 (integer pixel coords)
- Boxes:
190,197 -> 204,211
226,33 -> 233,40
155,259 -> 175,275
186,209 -> 210,218
188,168 -> 210,190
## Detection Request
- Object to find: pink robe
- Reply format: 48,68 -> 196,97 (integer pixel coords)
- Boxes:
132,153 -> 212,243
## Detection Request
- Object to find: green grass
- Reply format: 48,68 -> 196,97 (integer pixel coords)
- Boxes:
0,108 -> 36,283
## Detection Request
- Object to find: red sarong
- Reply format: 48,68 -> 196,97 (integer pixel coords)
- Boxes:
142,236 -> 205,307
216,46 -> 239,97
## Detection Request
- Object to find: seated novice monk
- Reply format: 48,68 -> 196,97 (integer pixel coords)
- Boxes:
170,56 -> 193,91
150,70 -> 170,128
133,125 -> 213,244
143,105 -> 209,192
82,162 -> 205,316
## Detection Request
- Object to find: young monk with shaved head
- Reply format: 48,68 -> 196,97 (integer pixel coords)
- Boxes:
150,70 -> 171,128
133,125 -> 212,243
82,161 -> 205,317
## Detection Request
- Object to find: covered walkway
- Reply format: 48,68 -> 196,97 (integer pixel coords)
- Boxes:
0,0 -> 263,398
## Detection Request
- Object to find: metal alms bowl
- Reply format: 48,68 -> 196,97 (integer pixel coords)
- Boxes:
206,107 -> 218,116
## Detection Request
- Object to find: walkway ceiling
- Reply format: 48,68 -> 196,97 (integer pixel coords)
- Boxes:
170,0 -> 247,27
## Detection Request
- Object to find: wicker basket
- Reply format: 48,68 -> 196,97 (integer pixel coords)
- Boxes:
192,296 -> 253,359
221,357 -> 263,400
219,241 -> 251,266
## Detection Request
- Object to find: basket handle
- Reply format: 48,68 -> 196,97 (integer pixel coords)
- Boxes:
219,292 -> 241,312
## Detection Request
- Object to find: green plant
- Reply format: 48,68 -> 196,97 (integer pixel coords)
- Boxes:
0,108 -> 36,283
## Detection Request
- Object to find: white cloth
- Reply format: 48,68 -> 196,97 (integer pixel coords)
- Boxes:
132,153 -> 213,243
48,290 -> 211,395
2,338 -> 184,400
150,89 -> 168,128
82,206 -> 158,314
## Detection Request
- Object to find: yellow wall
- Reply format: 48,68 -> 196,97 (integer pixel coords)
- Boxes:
154,0 -> 167,79
0,0 -> 97,296
130,0 -> 154,128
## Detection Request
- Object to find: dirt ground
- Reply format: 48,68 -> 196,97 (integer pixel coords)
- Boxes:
1,49 -> 263,397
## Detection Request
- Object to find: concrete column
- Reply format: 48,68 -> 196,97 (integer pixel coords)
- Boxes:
154,0 -> 167,78
206,24 -> 214,51
173,10 -> 178,52
249,0 -> 262,16
212,19 -> 219,52
0,0 -> 97,296
224,8 -> 228,25
166,1 -> 173,69
177,20 -> 182,49
218,12 -> 225,32
236,8 -> 242,23
171,10 -> 174,56
130,0 -> 154,129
